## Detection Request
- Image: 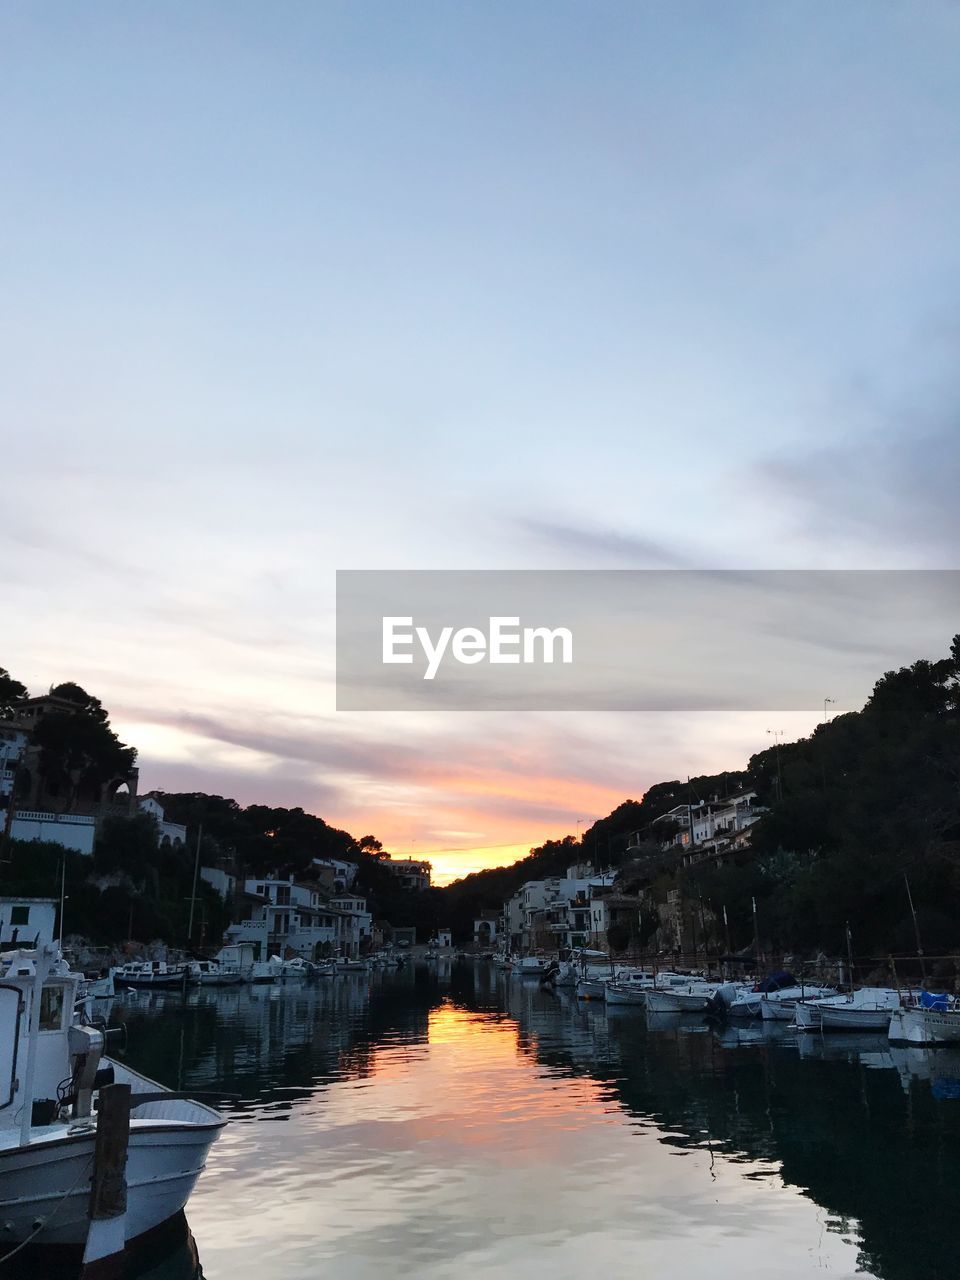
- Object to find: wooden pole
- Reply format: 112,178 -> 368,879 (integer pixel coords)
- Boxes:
80,1082 -> 131,1279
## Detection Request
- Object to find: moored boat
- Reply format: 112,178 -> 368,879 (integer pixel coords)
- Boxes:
112,960 -> 198,990
889,993 -> 960,1045
797,988 -> 902,1033
0,942 -> 225,1255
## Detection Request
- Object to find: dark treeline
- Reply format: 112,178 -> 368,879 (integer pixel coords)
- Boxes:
443,637 -> 960,958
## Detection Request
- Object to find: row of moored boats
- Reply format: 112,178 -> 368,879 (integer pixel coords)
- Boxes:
495,955 -> 960,1045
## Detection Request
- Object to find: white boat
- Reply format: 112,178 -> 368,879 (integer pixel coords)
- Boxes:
80,970 -> 116,999
213,943 -> 277,984
889,994 -> 960,1045
543,959 -> 579,987
759,985 -> 837,1022
111,960 -> 198,990
604,982 -> 647,1006
512,956 -> 553,977
193,959 -> 244,987
643,988 -> 685,1013
796,988 -> 901,1032
727,989 -> 764,1019
0,943 -> 224,1255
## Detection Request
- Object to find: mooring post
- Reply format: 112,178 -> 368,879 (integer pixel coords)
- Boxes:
80,1082 -> 131,1280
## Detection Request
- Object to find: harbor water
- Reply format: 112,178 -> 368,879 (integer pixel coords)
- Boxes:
31,962 -> 960,1279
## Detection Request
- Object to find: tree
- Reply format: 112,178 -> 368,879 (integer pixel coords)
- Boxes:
0,665 -> 27,720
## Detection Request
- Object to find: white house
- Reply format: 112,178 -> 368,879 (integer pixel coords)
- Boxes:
311,858 -> 358,891
330,894 -> 372,958
138,795 -> 188,848
505,866 -> 618,952
0,897 -> 57,948
226,878 -> 342,961
200,866 -> 236,901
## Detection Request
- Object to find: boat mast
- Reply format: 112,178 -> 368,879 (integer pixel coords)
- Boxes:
903,873 -> 926,984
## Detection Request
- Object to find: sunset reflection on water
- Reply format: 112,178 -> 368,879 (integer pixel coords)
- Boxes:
152,974 -> 869,1280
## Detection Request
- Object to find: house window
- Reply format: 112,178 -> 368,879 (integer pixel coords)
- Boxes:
10,906 -> 29,926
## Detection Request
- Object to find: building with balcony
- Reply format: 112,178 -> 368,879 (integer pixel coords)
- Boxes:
382,857 -> 432,892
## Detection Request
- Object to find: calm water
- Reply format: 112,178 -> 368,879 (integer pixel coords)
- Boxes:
44,964 -> 960,1278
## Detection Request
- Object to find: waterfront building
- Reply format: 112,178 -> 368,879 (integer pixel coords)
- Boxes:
505,865 -> 618,952
224,878 -> 372,960
473,910 -> 500,949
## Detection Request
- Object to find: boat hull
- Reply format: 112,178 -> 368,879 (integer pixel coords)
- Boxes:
819,1004 -> 894,1032
644,989 -> 685,1014
0,1117 -> 222,1247
889,1008 -> 960,1046
604,985 -> 646,1006
576,978 -> 606,1000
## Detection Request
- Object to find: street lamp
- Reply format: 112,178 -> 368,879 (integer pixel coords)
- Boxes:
823,697 -> 835,723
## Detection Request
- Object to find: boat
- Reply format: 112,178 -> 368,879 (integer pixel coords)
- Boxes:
889,992 -> 960,1045
111,960 -> 198,990
759,985 -> 836,1021
604,982 -> 647,1006
80,970 -> 116,999
0,943 -> 225,1257
214,943 -> 278,984
192,959 -> 243,987
644,982 -> 719,1014
512,956 -> 553,978
795,987 -> 902,1032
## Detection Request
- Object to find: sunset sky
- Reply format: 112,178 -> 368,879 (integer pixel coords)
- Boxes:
4,4 -> 960,883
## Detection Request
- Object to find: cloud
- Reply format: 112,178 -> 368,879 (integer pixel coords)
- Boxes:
762,423 -> 960,564
518,518 -> 693,567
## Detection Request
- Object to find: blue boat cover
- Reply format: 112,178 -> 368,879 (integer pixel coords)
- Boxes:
920,990 -> 950,1011
758,971 -> 796,993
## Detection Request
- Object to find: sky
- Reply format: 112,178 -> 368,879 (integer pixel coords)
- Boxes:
3,3 -> 960,883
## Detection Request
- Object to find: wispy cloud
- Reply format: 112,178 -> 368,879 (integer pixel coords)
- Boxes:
518,519 -> 694,567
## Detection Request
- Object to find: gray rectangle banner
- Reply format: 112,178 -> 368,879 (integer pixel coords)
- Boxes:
336,570 -> 960,711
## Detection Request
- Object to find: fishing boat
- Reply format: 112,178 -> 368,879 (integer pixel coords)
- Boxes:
512,956 -> 553,978
604,982 -> 647,1006
0,943 -> 225,1256
889,992 -> 960,1045
213,943 -> 278,984
80,970 -> 116,999
111,960 -> 198,990
190,959 -> 243,987
759,985 -> 837,1021
795,987 -> 901,1032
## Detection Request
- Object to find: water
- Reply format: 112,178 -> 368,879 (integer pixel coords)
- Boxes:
34,964 -> 960,1278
